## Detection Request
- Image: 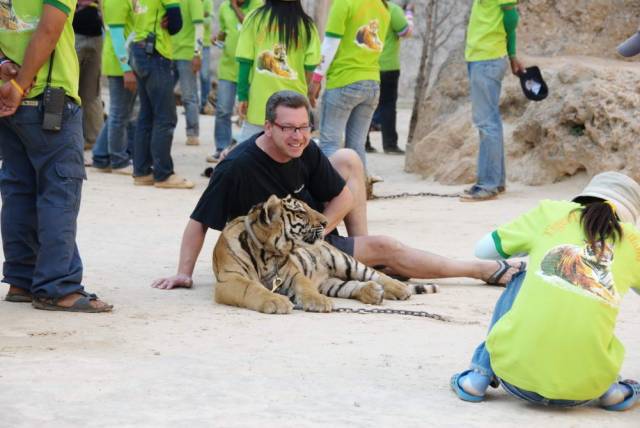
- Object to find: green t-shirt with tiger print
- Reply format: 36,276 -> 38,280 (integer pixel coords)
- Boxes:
132,0 -> 180,60
324,0 -> 390,90
235,8 -> 320,126
487,200 -> 640,400
0,0 -> 80,103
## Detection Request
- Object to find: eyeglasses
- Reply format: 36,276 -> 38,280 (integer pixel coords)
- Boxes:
272,122 -> 313,135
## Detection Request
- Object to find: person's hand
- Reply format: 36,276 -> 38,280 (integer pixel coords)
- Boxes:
0,61 -> 19,82
123,71 -> 137,93
217,31 -> 226,42
0,80 -> 23,118
191,55 -> 202,74
510,56 -> 526,76
151,273 -> 193,290
308,80 -> 321,108
238,101 -> 248,120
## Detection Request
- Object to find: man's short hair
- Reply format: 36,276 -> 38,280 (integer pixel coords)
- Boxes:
265,91 -> 312,124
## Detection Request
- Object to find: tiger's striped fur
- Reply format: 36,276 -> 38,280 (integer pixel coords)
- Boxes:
213,195 -> 437,314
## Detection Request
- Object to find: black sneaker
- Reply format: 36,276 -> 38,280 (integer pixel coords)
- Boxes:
365,143 -> 378,153
383,146 -> 405,155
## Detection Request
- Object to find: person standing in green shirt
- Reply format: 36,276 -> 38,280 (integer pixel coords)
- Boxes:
460,0 -> 525,202
172,0 -> 204,146
234,0 -> 320,144
452,171 -> 640,410
0,0 -> 112,312
309,0 -> 391,171
130,0 -> 195,188
206,0 -> 261,162
199,0 -> 213,113
365,0 -> 413,155
92,0 -> 137,174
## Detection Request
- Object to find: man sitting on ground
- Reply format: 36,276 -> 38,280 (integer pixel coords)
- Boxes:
152,91 -> 522,290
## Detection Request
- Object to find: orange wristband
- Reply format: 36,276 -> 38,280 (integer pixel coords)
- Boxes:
9,79 -> 24,97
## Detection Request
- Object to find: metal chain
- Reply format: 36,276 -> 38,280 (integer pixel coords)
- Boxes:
294,305 -> 451,322
372,191 -> 460,200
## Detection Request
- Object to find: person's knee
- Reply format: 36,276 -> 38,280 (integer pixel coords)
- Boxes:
365,236 -> 403,262
329,149 -> 364,179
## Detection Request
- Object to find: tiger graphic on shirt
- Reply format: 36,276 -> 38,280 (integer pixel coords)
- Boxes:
256,43 -> 297,79
355,19 -> 383,52
539,242 -> 619,306
0,0 -> 36,32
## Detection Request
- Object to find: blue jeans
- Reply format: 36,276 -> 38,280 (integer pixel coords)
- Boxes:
468,58 -> 507,192
214,79 -> 236,151
174,59 -> 200,137
200,46 -> 211,109
471,271 -> 589,407
0,100 -> 86,299
130,45 -> 177,181
93,76 -> 136,168
319,80 -> 380,170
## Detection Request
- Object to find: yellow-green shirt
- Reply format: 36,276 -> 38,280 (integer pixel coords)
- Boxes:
217,0 -> 261,82
102,0 -> 135,76
0,0 -> 80,103
235,9 -> 320,126
487,200 -> 640,400
133,0 -> 180,59
202,0 -> 212,47
465,0 -> 516,62
325,0 -> 390,90
171,0 -> 204,60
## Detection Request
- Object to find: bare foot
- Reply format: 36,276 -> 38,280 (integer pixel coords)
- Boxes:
8,286 -> 30,297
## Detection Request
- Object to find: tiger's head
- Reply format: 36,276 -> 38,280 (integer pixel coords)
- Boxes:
246,195 -> 328,254
273,43 -> 287,61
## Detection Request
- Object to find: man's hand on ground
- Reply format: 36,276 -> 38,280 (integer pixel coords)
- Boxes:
509,56 -> 526,76
123,71 -> 137,93
151,274 -> 193,290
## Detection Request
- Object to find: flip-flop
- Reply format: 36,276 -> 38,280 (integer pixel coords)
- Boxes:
602,379 -> 640,411
5,290 -> 33,303
485,261 -> 526,286
32,291 -> 113,313
450,371 -> 485,403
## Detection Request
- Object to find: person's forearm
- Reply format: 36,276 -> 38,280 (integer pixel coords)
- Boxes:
502,6 -> 519,58
15,5 -> 66,90
312,35 -> 340,81
110,26 -> 132,73
322,186 -> 353,235
177,219 -> 208,276
231,5 -> 245,23
236,59 -> 251,101
194,22 -> 204,56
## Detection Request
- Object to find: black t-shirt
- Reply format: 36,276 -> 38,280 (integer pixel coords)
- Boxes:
191,134 -> 346,231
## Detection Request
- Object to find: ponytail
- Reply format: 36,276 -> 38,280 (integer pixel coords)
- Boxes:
575,197 -> 623,257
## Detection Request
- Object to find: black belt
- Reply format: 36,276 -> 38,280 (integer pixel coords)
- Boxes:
20,95 -> 77,107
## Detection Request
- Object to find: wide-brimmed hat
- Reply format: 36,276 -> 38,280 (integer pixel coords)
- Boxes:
518,66 -> 548,102
617,31 -> 640,57
573,171 -> 640,224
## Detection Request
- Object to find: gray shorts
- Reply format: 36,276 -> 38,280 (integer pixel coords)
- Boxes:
324,234 -> 355,256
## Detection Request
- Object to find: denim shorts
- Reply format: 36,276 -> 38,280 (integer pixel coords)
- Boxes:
325,234 -> 355,256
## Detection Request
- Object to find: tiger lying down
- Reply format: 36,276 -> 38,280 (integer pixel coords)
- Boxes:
213,195 -> 438,314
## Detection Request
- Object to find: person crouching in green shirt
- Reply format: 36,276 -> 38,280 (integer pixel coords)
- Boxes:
451,171 -> 640,411
234,0 -> 320,143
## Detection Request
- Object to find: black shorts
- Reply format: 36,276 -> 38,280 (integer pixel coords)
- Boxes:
324,234 -> 355,256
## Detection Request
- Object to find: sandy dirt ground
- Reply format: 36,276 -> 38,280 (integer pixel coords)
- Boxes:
0,110 -> 638,427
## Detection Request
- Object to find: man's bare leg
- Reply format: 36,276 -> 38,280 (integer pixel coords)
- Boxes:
353,235 -> 521,284
329,149 -> 368,236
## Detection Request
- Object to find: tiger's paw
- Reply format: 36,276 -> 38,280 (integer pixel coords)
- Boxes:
383,282 -> 412,301
298,293 -> 333,313
258,294 -> 294,314
355,281 -> 384,305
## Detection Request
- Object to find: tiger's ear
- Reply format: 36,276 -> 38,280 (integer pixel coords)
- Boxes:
262,195 -> 282,225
